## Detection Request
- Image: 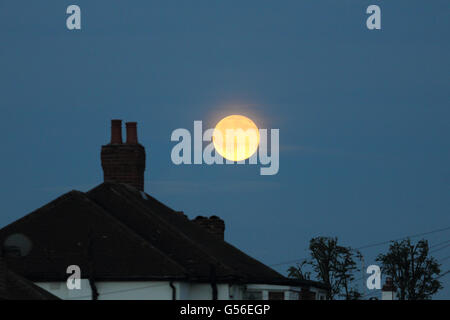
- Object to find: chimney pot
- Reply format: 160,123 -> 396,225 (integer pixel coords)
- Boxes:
110,119 -> 123,144
126,122 -> 138,144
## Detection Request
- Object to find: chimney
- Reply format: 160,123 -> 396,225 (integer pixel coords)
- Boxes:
381,277 -> 397,300
110,119 -> 123,144
193,216 -> 225,240
101,120 -> 146,191
126,122 -> 138,144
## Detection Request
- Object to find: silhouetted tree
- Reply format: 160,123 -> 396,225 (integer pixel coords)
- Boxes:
288,237 -> 362,300
376,239 -> 442,300
287,260 -> 311,281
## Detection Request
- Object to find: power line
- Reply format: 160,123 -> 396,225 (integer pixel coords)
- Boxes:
430,239 -> 450,249
355,226 -> 450,250
270,258 -> 306,268
269,225 -> 450,267
430,243 -> 450,254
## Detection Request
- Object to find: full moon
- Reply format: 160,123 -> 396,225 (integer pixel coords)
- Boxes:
213,115 -> 260,162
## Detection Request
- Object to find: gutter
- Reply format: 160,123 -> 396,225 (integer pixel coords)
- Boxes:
170,281 -> 176,300
209,264 -> 218,300
89,276 -> 99,301
87,231 -> 99,300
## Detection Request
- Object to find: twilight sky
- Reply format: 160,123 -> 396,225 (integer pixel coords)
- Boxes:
1,1 -> 449,298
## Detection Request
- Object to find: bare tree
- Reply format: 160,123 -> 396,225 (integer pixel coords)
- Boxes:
288,237 -> 362,300
376,239 -> 442,300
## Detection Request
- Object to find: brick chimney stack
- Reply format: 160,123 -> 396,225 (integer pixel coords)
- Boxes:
101,120 -> 146,191
193,216 -> 225,240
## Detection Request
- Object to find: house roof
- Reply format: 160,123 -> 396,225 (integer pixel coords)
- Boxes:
0,258 -> 59,300
0,182 -> 326,289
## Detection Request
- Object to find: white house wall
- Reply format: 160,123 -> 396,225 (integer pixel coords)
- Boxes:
35,280 -> 232,300
35,280 -> 324,300
35,280 -> 174,300
187,283 -> 233,300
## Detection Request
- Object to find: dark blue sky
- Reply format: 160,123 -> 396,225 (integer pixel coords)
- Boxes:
1,1 -> 449,298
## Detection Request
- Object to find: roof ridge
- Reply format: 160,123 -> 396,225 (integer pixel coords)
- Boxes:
90,183 -> 239,278
106,184 -> 261,279
0,189 -> 189,281
116,185 -> 286,281
72,192 -> 190,278
0,190 -> 84,230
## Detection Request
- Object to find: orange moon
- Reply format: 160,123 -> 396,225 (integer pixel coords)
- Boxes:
213,115 -> 260,162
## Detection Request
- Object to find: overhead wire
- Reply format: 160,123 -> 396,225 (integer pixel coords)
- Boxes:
269,225 -> 450,267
